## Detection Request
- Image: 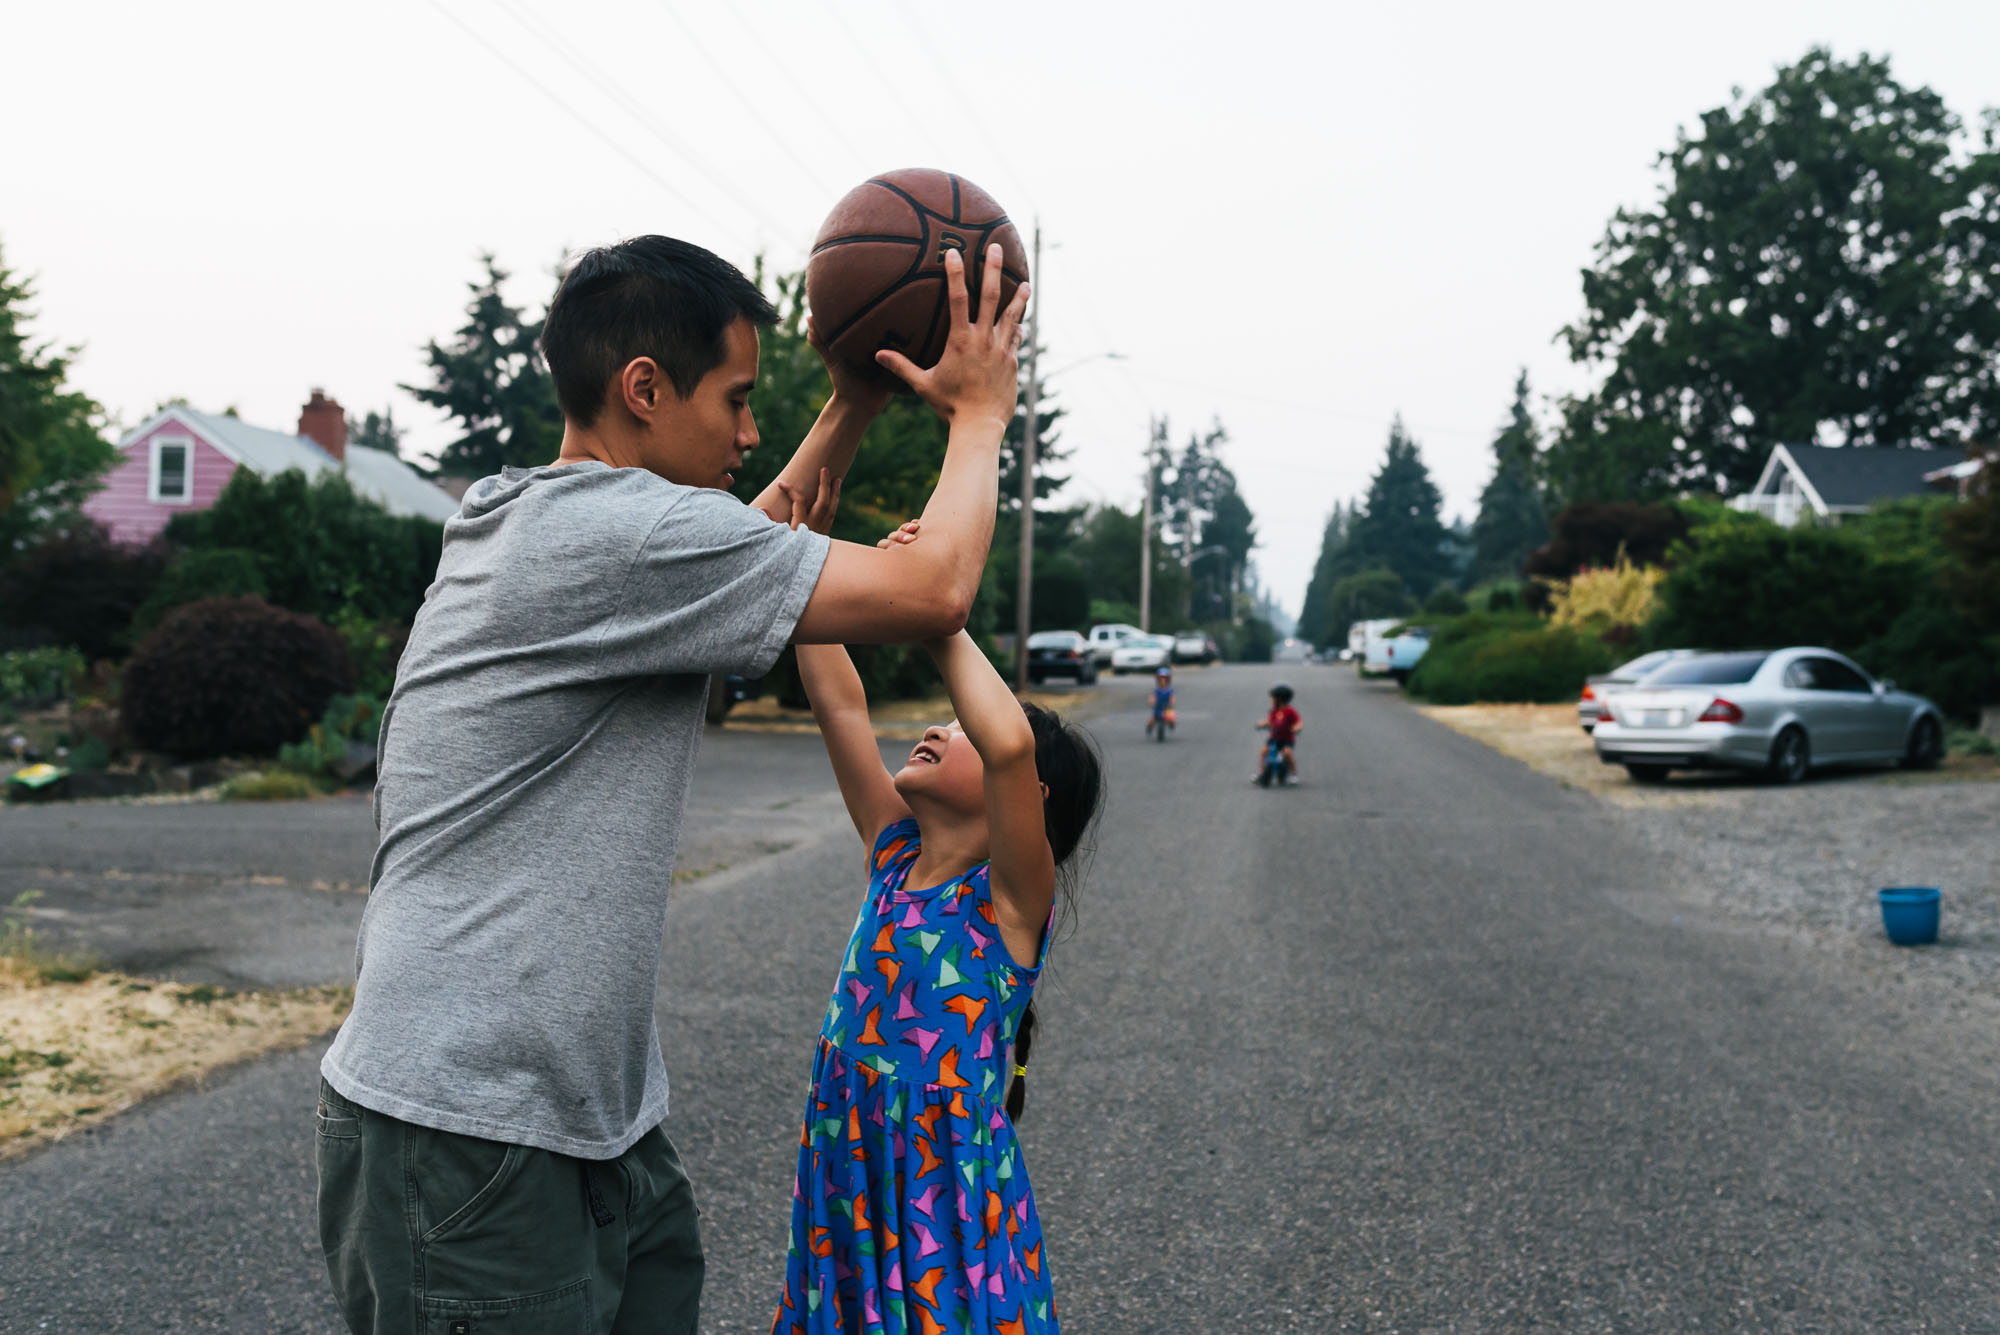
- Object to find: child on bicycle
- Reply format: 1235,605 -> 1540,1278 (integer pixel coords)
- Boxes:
1150,665 -> 1175,738
1253,682 -> 1302,783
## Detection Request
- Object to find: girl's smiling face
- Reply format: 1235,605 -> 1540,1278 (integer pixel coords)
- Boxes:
893,721 -> 985,808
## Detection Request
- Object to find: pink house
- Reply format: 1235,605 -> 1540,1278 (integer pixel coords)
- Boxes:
84,391 -> 461,546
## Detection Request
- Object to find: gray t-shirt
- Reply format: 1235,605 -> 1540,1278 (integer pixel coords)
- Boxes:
321,461 -> 829,1158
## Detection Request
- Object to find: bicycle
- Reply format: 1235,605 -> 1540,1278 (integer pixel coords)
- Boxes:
1255,736 -> 1291,787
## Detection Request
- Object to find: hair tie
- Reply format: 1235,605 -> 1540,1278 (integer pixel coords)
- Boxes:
1013,1065 -> 1027,1078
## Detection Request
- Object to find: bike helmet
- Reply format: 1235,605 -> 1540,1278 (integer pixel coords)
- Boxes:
1269,683 -> 1294,703
1155,666 -> 1172,678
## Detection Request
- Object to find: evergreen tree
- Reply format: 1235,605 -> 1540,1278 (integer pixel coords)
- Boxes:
0,242 -> 117,560
1297,501 -> 1356,648
1345,418 -> 1455,599
1470,371 -> 1549,582
349,407 -> 408,463
405,255 -> 563,477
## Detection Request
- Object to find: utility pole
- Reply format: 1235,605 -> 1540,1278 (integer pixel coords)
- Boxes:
1012,222 -> 1042,693
1138,416 -> 1164,633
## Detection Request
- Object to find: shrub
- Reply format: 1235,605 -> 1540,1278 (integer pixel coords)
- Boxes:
0,522 -> 166,659
331,607 -> 410,700
1422,586 -> 1469,617
129,547 -> 267,639
1328,568 -> 1416,631
1525,502 -> 1688,582
1545,553 -> 1663,634
1646,522 -> 1910,655
122,597 -> 354,758
1407,616 -> 1617,704
163,468 -> 444,624
278,694 -> 383,778
0,646 -> 85,705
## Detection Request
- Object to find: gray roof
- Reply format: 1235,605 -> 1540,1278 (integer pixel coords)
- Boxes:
1782,444 -> 1965,509
126,407 -> 462,524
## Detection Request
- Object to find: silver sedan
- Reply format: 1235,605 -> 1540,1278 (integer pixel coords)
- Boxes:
1592,647 -> 1947,784
1577,648 -> 1703,732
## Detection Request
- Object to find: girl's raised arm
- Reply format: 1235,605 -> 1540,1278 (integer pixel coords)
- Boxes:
776,471 -> 912,847
923,632 -> 1055,953
796,644 -> 912,846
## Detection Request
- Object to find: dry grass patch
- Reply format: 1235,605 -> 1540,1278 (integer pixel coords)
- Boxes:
1419,702 -> 1998,808
0,957 -> 350,1157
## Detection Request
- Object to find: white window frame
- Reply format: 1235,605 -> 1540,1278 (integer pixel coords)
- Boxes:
149,434 -> 195,504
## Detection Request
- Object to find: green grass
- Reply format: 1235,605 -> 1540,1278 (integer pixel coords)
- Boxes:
1946,725 -> 1998,758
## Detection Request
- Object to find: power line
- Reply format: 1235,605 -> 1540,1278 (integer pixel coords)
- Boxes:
424,0 -> 751,249
713,3 -> 872,169
890,1 -> 1037,214
650,0 -> 840,198
820,6 -> 955,165
487,0 -> 802,245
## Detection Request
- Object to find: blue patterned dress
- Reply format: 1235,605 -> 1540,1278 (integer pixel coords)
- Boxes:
773,819 -> 1058,1335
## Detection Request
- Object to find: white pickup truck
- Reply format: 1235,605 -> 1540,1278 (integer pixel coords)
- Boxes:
1362,623 -> 1432,685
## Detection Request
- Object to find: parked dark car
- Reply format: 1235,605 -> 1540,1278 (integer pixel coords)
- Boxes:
1026,630 -> 1099,685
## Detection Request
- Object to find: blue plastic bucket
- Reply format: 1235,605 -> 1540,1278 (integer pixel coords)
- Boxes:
1878,887 -> 1941,946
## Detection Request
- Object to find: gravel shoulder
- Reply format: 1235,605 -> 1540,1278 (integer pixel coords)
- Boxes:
1420,702 -> 2000,1000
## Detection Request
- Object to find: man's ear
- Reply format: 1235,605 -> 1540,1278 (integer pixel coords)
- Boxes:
618,357 -> 663,419
1038,781 -> 1050,803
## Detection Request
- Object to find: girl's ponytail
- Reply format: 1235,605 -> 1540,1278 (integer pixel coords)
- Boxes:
1005,1003 -> 1037,1121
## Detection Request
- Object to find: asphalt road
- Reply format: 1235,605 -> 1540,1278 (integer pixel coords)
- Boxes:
3,665 -> 1998,1333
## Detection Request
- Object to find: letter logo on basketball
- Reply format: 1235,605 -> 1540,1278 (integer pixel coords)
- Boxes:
936,233 -> 967,264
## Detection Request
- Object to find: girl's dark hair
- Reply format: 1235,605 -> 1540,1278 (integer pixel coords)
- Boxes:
1007,702 -> 1104,1122
540,235 -> 778,426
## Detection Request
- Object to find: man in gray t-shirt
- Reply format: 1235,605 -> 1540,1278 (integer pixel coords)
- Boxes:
315,235 -> 1028,1334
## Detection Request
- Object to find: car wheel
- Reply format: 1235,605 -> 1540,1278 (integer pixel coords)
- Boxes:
1765,726 -> 1810,785
1902,715 -> 1944,771
1624,763 -> 1670,784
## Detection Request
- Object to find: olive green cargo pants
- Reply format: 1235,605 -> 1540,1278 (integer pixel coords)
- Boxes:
315,1080 -> 703,1334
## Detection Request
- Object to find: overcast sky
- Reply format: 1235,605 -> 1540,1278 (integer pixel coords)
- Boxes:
6,1 -> 1998,614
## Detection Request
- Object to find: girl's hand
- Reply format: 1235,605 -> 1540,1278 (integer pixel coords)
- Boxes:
877,519 -> 921,550
775,468 -> 842,535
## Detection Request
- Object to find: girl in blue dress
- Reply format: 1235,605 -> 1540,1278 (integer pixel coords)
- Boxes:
773,619 -> 1103,1335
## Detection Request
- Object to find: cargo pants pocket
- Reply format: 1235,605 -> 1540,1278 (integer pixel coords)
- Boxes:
419,1276 -> 595,1334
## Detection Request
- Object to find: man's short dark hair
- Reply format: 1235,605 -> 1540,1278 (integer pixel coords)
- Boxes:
540,236 -> 778,426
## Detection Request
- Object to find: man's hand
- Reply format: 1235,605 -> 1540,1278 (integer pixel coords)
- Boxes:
774,467 -> 843,535
874,245 -> 1028,428
809,317 -> 893,420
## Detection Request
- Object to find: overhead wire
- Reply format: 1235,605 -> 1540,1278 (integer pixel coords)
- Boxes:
424,0 -> 751,250
486,0 -> 804,247
820,6 -> 956,165
650,0 -> 841,199
889,0 -> 1038,216
713,3 -> 872,169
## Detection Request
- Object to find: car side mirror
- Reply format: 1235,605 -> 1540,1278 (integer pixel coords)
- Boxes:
1876,679 -> 1893,694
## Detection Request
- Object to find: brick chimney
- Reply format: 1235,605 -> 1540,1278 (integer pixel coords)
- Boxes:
299,388 -> 347,463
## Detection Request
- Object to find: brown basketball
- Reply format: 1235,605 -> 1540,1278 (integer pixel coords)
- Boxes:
806,169 -> 1029,386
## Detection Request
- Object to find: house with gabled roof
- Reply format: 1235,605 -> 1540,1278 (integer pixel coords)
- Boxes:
83,390 -> 461,546
1730,443 -> 1967,526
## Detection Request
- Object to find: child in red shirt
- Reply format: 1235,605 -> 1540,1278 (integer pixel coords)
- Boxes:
1254,682 -> 1302,783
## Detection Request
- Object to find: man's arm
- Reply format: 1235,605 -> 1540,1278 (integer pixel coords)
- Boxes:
791,243 -> 1027,646
748,321 -> 891,525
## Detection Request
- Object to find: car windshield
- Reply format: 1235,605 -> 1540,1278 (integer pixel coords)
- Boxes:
1644,652 -> 1769,686
1027,633 -> 1076,648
